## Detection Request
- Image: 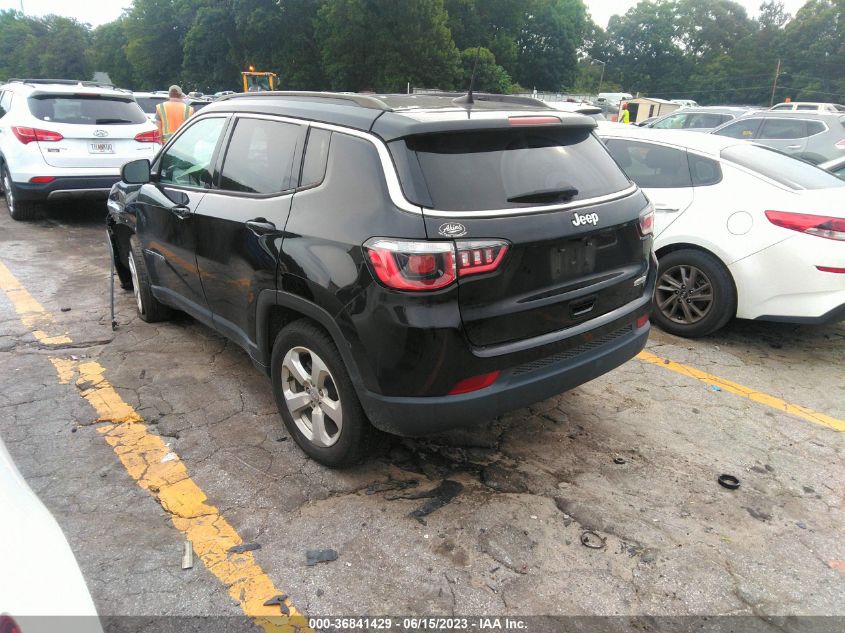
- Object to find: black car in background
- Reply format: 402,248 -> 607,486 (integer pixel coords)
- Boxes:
106,91 -> 656,467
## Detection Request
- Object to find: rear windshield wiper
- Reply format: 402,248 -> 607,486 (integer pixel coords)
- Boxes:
95,118 -> 133,124
507,186 -> 579,204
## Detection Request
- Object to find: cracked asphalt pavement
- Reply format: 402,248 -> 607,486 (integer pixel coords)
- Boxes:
0,203 -> 844,630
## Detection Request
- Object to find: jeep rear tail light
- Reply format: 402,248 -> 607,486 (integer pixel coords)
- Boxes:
638,204 -> 655,237
29,176 -> 55,183
765,210 -> 845,241
11,126 -> 63,144
448,370 -> 501,395
455,240 -> 509,276
365,238 -> 456,291
134,130 -> 161,144
0,615 -> 21,633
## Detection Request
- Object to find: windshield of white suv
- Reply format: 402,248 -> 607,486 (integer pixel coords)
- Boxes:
722,144 -> 845,190
28,94 -> 147,125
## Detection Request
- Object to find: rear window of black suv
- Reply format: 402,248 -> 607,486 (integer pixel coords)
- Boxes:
389,126 -> 631,211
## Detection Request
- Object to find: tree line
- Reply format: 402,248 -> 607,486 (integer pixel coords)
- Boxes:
0,0 -> 842,106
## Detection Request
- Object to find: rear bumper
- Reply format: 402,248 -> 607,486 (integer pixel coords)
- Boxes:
360,319 -> 649,436
13,176 -> 120,202
730,234 -> 845,322
755,302 -> 845,325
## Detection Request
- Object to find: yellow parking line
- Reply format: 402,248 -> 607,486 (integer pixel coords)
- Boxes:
0,261 -> 71,345
0,260 -> 309,632
637,350 -> 845,433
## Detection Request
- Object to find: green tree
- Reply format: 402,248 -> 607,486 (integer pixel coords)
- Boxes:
459,46 -> 512,93
182,4 -> 241,92
0,11 -> 40,80
316,0 -> 461,92
37,16 -> 91,80
89,19 -> 135,88
517,0 -> 589,90
124,0 -> 195,89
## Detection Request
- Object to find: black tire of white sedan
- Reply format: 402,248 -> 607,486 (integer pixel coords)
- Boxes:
128,236 -> 172,323
2,164 -> 39,221
652,249 -> 736,338
271,320 -> 373,468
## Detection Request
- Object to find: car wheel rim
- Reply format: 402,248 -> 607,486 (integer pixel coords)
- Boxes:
3,170 -> 14,215
281,346 -> 342,448
127,251 -> 144,314
656,264 -> 714,325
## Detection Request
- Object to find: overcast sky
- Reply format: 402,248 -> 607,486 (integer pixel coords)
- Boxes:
0,0 -> 812,28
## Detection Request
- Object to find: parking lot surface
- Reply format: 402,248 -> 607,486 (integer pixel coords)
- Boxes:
1,203 -> 844,631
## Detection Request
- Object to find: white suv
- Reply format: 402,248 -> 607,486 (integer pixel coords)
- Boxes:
0,79 -> 160,220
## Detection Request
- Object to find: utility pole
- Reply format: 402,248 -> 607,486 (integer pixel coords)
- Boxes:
770,58 -> 781,107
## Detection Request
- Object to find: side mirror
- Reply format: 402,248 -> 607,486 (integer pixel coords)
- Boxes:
121,159 -> 151,184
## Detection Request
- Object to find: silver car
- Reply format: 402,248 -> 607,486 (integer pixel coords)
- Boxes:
711,111 -> 845,164
643,106 -> 755,132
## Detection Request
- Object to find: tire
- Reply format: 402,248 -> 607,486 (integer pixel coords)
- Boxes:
652,249 -> 736,338
270,320 -> 375,468
2,164 -> 39,221
127,235 -> 172,322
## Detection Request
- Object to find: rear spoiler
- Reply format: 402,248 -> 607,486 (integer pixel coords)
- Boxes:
372,111 -> 596,142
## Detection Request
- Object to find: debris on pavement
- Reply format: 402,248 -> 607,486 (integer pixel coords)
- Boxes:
160,452 -> 177,463
306,549 -> 338,566
181,541 -> 193,570
480,464 -> 528,493
365,478 -> 419,495
580,530 -> 607,549
387,480 -> 463,523
263,594 -> 290,615
613,456 -> 626,464
828,560 -> 845,573
718,474 -> 741,490
61,307 -> 71,312
478,524 -> 535,574
710,385 -> 722,392
228,542 -> 261,554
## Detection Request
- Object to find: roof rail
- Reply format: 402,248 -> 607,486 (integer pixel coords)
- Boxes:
6,78 -> 120,90
415,92 -> 554,109
6,78 -> 131,92
217,90 -> 392,111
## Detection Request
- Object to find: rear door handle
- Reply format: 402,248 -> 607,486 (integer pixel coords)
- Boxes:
654,205 -> 680,213
245,218 -> 277,235
171,205 -> 193,219
786,145 -> 801,150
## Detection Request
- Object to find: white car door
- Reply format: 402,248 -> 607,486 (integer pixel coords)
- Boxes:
604,138 -> 694,236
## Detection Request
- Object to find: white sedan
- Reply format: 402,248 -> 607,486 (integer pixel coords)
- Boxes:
0,437 -> 102,633
597,122 -> 845,337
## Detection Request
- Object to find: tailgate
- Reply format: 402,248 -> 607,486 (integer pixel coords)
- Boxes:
390,121 -> 651,347
28,92 -> 156,168
425,194 -> 651,347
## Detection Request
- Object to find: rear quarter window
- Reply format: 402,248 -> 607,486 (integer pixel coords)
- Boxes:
391,126 -> 631,211
605,139 -> 693,189
28,95 -> 147,125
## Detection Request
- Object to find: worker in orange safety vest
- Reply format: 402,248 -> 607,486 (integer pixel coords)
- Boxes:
155,85 -> 194,143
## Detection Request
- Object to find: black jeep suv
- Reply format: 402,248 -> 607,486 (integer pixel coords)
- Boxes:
106,91 -> 656,467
